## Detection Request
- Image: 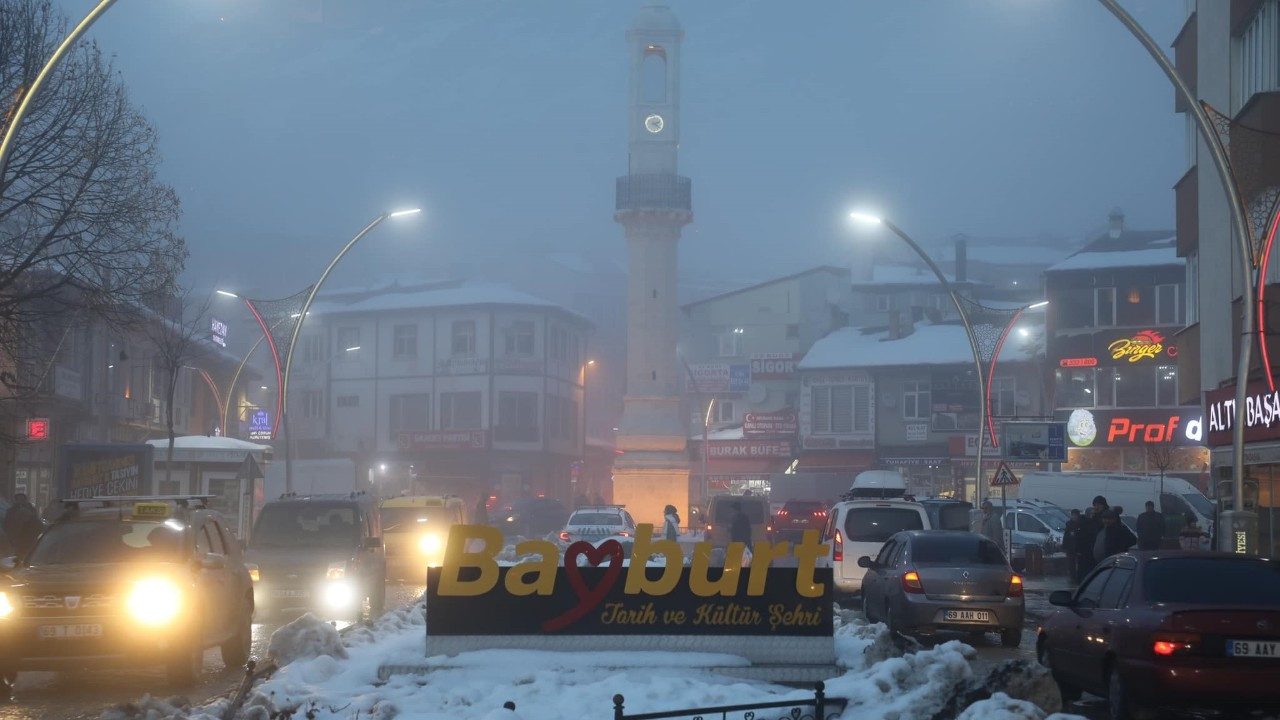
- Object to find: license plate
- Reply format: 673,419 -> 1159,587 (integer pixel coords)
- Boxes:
1227,640 -> 1280,658
38,623 -> 102,639
273,589 -> 309,599
791,519 -> 806,525
944,610 -> 991,622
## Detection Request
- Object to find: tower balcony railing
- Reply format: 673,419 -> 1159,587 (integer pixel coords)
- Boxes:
615,174 -> 692,213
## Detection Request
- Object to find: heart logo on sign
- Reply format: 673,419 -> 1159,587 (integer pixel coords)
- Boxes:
541,539 -> 625,632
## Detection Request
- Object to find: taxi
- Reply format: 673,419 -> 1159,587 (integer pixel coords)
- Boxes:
0,496 -> 254,694
379,495 -> 466,581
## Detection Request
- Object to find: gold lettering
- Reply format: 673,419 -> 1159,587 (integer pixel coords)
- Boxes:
745,540 -> 790,595
1108,338 -> 1162,363
768,603 -> 823,631
688,542 -> 742,596
504,539 -> 560,595
600,601 -> 657,624
438,524 -> 501,596
624,524 -> 682,595
791,530 -> 828,598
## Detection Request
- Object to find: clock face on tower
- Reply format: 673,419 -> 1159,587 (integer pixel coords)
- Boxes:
644,114 -> 664,134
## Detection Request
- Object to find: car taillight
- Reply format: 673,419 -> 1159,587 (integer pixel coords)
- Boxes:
833,529 -> 843,562
813,510 -> 826,518
902,571 -> 924,594
1008,574 -> 1024,598
1152,633 -> 1200,657
766,524 -> 773,532
777,509 -> 789,517
558,531 -> 570,542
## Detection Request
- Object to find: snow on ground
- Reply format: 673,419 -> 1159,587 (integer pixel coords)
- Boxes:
101,602 -> 1088,720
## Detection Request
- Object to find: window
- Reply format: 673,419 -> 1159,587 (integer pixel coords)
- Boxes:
875,294 -> 892,312
1075,567 -> 1113,609
549,326 -> 565,361
1156,284 -> 1180,325
1115,365 -> 1157,407
392,324 -> 417,359
451,320 -> 476,355
1157,365 -> 1178,406
811,384 -> 871,434
1099,568 -> 1134,609
337,395 -> 359,408
1186,254 -> 1199,324
1055,368 -> 1094,408
546,396 -> 576,441
439,391 -> 481,429
1095,287 -> 1116,327
714,399 -> 734,423
1055,288 -> 1094,329
1117,286 -> 1154,326
389,393 -> 430,440
1143,557 -> 1280,605
301,335 -> 324,363
504,320 -> 535,356
336,327 -> 360,354
902,380 -> 930,420
302,390 -> 324,419
496,391 -> 539,442
717,329 -> 742,357
991,376 -> 1016,416
1235,0 -> 1279,105
842,507 -> 924,543
1095,367 -> 1115,407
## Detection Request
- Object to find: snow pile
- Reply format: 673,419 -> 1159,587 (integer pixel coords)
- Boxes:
955,692 -> 1077,720
267,613 -> 349,665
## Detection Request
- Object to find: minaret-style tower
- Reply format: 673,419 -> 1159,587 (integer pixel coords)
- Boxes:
611,3 -> 692,527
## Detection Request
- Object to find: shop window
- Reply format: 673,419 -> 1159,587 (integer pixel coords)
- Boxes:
1115,365 -> 1157,407
1157,365 -> 1178,406
1055,368 -> 1094,408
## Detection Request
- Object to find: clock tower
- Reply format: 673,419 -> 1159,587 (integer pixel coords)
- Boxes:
611,3 -> 692,527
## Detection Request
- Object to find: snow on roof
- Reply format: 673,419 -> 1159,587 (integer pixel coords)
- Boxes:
308,282 -> 583,320
850,264 -> 967,287
959,245 -> 1074,266
1046,244 -> 1181,272
800,322 -> 1040,370
145,436 -> 271,452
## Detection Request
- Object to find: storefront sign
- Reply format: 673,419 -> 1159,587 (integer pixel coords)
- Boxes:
949,433 -> 998,457
707,440 -> 793,458
1107,330 -> 1174,363
743,412 -> 798,437
426,525 -> 832,636
1204,380 -> 1280,446
211,317 -> 228,348
750,353 -> 800,380
700,474 -> 771,491
1053,329 -> 1179,367
1058,408 -> 1204,448
25,418 -> 50,441
247,411 -> 273,441
1058,357 -> 1098,368
58,444 -> 155,499
398,430 -> 487,450
880,456 -> 947,467
688,363 -> 751,393
904,423 -> 928,441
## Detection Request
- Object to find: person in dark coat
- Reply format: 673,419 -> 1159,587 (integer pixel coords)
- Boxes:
1093,509 -> 1137,566
662,504 -> 681,542
1135,500 -> 1164,551
728,502 -> 752,546
473,491 -> 491,526
3,493 -> 41,558
1063,509 -> 1084,580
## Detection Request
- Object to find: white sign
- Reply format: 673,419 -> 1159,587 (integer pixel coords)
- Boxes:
211,318 -> 228,348
905,423 -> 928,442
961,433 -> 998,457
990,461 -> 1020,487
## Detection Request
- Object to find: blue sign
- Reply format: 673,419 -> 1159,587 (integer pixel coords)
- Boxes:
729,364 -> 751,393
1001,422 -> 1066,462
248,410 -> 272,441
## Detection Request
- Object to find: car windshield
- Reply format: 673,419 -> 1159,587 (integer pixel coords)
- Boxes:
1182,493 -> 1213,517
27,520 -> 184,565
911,535 -> 1006,565
380,506 -> 455,532
1033,511 -> 1065,531
844,507 -> 924,543
1143,558 -> 1280,605
251,504 -> 359,548
712,501 -> 766,523
570,513 -> 624,526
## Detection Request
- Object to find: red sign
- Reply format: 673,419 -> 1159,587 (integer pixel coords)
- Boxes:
750,353 -> 800,380
26,418 -> 49,441
1205,381 -> 1280,447
397,430 -> 487,451
1058,408 -> 1204,448
743,412 -> 798,437
706,440 -> 793,458
1059,357 -> 1098,368
1107,330 -> 1177,363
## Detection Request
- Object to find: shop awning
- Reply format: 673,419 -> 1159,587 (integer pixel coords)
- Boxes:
794,451 -> 875,473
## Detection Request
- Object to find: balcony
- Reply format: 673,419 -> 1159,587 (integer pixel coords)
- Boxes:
615,174 -> 691,214
1175,164 -> 1198,257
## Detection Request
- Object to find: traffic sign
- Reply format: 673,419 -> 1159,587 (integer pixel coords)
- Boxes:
990,461 -> 1020,487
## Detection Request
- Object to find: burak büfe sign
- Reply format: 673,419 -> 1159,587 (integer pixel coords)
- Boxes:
426,524 -> 832,637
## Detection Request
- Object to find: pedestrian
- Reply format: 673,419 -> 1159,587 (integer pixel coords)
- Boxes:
662,504 -> 680,542
3,493 -> 41,558
728,502 -> 752,546
1063,509 -> 1084,579
1179,512 -> 1209,550
473,491 -> 490,526
1093,509 -> 1136,567
979,499 -> 1004,546
1136,500 -> 1164,551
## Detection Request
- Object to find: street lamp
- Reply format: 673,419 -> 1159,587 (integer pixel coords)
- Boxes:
849,211 -> 990,504
279,207 -> 422,493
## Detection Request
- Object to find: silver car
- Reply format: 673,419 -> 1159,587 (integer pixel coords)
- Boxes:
858,530 -> 1025,647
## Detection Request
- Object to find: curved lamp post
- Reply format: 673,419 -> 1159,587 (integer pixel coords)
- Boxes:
1093,0 -> 1255,551
850,212 -> 990,504
0,0 -> 119,185
279,208 -> 422,493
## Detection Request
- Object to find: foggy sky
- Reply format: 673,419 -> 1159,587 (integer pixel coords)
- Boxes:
61,0 -> 1186,297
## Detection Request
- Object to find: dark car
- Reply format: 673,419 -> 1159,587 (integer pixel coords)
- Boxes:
859,530 -> 1024,647
1037,551 -> 1280,719
773,500 -> 828,543
245,492 -> 385,623
0,496 -> 254,693
918,498 -> 974,531
496,497 -> 568,538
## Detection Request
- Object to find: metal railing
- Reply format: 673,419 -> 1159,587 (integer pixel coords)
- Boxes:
613,682 -> 844,720
616,173 -> 692,212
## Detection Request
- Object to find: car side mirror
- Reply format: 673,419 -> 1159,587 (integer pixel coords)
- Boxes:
857,555 -> 876,569
362,536 -> 382,550
1048,589 -> 1074,607
201,553 -> 226,570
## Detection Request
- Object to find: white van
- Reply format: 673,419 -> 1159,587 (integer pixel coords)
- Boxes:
1015,471 -> 1213,531
819,471 -> 931,595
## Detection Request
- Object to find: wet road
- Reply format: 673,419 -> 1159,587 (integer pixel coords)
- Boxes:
0,583 -> 426,720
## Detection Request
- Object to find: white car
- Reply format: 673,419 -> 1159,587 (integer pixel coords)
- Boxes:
821,497 -> 931,596
558,505 -> 637,544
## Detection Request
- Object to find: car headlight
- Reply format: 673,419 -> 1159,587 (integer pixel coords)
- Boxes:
126,578 -> 183,626
322,581 -> 354,609
418,534 -> 442,554
505,516 -> 515,523
326,561 -> 347,580
0,592 -> 12,619
245,563 -> 260,583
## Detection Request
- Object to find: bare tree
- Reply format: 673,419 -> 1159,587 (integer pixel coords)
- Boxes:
1147,441 -> 1175,499
0,0 -> 186,404
142,291 -> 213,489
